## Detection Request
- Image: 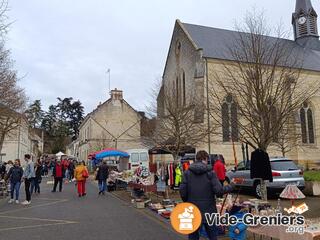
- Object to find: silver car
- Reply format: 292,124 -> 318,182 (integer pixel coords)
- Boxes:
226,157 -> 305,198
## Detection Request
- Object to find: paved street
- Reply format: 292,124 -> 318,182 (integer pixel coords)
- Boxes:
0,179 -> 183,240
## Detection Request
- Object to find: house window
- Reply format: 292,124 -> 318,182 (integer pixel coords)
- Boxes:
300,103 -> 315,144
222,94 -> 239,142
194,80 -> 204,123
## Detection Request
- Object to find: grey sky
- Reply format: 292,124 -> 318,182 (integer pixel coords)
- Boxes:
6,0 -> 320,114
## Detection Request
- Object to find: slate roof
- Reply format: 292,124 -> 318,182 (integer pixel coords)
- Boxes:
295,0 -> 313,13
181,22 -> 320,72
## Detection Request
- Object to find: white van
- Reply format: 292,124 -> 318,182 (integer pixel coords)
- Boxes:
126,149 -> 149,170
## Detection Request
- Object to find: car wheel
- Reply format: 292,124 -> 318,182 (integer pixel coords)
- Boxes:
254,182 -> 262,199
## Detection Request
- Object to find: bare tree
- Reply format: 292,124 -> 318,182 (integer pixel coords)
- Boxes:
147,80 -> 208,161
208,11 -> 320,152
274,117 -> 299,157
0,1 -> 27,155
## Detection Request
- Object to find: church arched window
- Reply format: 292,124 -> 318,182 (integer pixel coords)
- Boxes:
300,102 -> 315,144
175,76 -> 179,106
309,10 -> 318,35
182,71 -> 186,105
222,94 -> 239,142
175,40 -> 181,58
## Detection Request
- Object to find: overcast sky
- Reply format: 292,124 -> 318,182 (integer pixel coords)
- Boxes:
6,0 -> 320,114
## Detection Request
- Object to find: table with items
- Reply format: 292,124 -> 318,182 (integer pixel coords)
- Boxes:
244,199 -> 320,240
0,179 -> 8,197
248,223 -> 320,240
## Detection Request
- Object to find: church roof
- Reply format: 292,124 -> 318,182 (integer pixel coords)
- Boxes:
295,0 -> 314,13
181,22 -> 320,72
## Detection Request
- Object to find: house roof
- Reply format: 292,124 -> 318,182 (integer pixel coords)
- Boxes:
181,22 -> 320,72
79,98 -> 144,129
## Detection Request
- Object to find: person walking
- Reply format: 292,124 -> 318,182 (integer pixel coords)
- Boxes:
68,160 -> 75,182
6,159 -> 23,204
52,159 -> 65,192
42,159 -> 48,177
96,160 -> 109,195
31,160 -> 42,194
75,161 -> 89,197
179,150 -> 235,240
62,158 -> 69,180
22,154 -> 35,205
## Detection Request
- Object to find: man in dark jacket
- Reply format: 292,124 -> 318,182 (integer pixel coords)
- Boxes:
96,160 -> 109,195
180,150 -> 234,240
52,160 -> 65,192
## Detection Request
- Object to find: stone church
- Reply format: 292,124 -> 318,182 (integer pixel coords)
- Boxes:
158,0 -> 320,166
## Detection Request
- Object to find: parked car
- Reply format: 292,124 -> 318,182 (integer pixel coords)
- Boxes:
180,153 -> 225,165
180,154 -> 195,163
226,157 -> 305,198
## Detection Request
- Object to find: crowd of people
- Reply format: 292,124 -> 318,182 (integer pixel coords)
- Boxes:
0,154 -> 111,205
0,150 -> 239,239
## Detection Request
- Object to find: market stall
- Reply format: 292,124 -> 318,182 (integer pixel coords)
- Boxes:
91,148 -> 157,194
247,185 -> 320,240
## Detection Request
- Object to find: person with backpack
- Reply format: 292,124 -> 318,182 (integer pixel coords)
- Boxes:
95,160 -> 109,195
6,159 -> 23,204
179,150 -> 235,240
75,161 -> 89,197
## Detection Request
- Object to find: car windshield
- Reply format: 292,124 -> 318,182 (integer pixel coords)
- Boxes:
131,153 -> 139,162
140,152 -> 148,161
271,160 -> 298,171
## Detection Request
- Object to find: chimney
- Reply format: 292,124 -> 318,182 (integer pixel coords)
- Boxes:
110,88 -> 123,100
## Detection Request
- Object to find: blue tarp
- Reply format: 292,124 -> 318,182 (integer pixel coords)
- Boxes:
95,150 -> 129,159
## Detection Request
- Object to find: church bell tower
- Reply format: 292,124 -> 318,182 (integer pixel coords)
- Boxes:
292,0 -> 320,48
